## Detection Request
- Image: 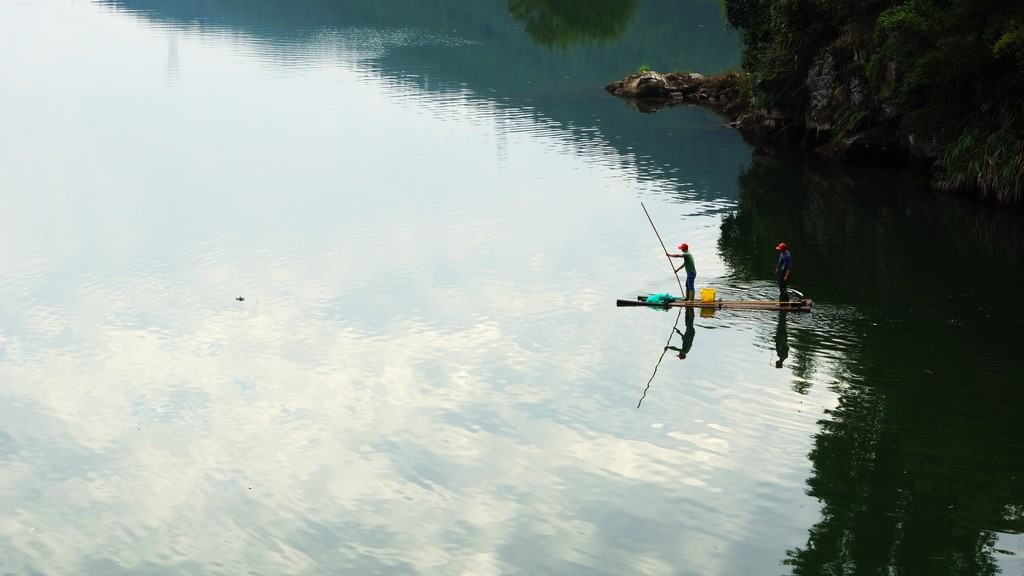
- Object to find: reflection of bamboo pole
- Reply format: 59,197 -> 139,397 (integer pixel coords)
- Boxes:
641,202 -> 685,296
638,307 -> 682,409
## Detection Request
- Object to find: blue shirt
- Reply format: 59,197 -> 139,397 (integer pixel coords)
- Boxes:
777,251 -> 792,272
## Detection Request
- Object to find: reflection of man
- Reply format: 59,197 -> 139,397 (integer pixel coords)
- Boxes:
775,311 -> 789,368
666,307 -> 696,359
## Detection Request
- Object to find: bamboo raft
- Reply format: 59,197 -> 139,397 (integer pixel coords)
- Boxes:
617,295 -> 813,312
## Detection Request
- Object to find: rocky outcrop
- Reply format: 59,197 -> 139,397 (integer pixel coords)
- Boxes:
607,69 -> 933,168
605,71 -> 746,117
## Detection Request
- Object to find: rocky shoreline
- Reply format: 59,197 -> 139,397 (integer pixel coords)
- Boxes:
605,70 -> 746,119
606,70 -> 928,168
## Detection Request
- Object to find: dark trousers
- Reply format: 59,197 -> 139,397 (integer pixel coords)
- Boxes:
779,276 -> 789,302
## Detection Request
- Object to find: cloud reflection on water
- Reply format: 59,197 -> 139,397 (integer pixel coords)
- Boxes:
0,2 -> 854,575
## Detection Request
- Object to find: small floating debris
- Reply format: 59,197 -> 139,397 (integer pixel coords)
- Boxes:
236,296 -> 245,301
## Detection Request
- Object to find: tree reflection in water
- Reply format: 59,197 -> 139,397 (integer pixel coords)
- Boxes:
507,0 -> 638,49
719,150 -> 1024,574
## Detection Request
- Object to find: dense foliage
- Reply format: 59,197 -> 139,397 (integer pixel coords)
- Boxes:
725,0 -> 1024,204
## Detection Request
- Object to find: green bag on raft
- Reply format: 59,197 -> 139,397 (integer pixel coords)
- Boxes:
646,292 -> 678,304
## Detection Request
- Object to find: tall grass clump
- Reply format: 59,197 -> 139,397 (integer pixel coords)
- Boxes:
936,108 -> 1024,205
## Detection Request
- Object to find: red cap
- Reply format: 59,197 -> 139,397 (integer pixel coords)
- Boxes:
776,242 -> 787,251
678,243 -> 688,251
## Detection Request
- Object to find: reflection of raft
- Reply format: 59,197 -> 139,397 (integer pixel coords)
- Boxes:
617,295 -> 813,312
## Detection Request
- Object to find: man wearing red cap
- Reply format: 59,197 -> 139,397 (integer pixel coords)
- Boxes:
775,242 -> 792,302
668,243 -> 697,301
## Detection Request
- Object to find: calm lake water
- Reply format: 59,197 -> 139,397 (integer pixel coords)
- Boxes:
2,1 -> 1022,575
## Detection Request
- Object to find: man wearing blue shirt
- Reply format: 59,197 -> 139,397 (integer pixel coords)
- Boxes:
775,242 -> 792,302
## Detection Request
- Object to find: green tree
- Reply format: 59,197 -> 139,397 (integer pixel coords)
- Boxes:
725,0 -> 1024,203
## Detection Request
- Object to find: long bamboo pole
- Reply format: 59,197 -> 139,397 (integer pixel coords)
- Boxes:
641,202 -> 685,296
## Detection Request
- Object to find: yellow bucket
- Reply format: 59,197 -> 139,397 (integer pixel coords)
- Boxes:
700,288 -> 717,303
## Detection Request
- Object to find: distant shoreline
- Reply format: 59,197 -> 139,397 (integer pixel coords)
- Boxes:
606,69 -> 1019,207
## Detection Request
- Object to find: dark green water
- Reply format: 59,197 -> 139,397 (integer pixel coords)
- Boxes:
0,1 -> 1021,574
